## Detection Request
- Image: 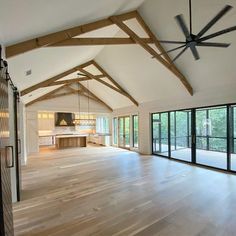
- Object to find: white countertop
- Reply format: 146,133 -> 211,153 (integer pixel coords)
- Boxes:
55,134 -> 88,139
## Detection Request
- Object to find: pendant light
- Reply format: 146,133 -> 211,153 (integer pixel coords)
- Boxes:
73,80 -> 95,127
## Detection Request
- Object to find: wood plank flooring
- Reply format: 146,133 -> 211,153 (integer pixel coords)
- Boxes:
14,146 -> 236,236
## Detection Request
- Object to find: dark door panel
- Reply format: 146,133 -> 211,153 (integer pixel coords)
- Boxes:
0,75 -> 14,236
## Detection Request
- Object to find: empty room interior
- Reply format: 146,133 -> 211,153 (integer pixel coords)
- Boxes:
1,0 -> 236,235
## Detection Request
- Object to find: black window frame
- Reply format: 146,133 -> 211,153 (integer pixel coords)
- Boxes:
151,102 -> 236,174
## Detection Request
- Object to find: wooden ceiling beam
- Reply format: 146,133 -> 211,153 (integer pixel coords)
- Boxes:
134,11 -> 193,95
65,85 -> 81,93
110,16 -> 193,96
25,83 -> 100,107
5,11 -> 137,58
25,84 -> 67,107
41,92 -> 75,100
43,77 -> 92,87
78,82 -> 113,111
43,75 -> 106,87
65,85 -> 101,103
78,68 -> 127,96
50,37 -> 154,46
134,11 -> 171,64
20,60 -> 93,96
92,61 -> 139,106
11,10 -> 193,98
69,87 -> 100,102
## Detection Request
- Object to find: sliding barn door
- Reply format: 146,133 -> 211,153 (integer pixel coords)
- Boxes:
0,76 -> 14,236
14,91 -> 21,201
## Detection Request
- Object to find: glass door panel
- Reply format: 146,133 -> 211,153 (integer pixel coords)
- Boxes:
124,117 -> 130,148
196,107 -> 227,169
118,117 -> 125,147
113,118 -> 118,145
118,117 -> 130,148
170,110 -> 191,162
152,113 -> 169,156
231,106 -> 236,171
133,115 -> 138,148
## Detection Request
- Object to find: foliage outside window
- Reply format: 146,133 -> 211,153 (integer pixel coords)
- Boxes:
113,118 -> 118,145
124,117 -> 130,147
133,115 -> 138,148
96,117 -> 109,134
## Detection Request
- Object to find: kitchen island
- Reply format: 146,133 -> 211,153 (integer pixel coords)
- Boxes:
55,134 -> 87,149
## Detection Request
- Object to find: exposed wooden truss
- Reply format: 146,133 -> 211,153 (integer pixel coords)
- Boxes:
78,66 -> 139,106
92,61 -> 140,106
62,85 -> 100,103
51,38 -> 154,46
5,11 -> 137,58
133,12 -> 193,95
110,15 -> 193,95
25,83 -> 113,111
65,84 -> 107,104
25,85 -> 68,107
78,69 -> 126,96
42,77 -> 92,87
21,60 -> 92,96
10,10 -> 193,97
43,75 -> 104,87
77,82 -> 113,111
21,60 -> 138,107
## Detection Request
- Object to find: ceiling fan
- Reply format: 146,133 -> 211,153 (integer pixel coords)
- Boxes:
77,72 -> 86,77
160,0 -> 236,61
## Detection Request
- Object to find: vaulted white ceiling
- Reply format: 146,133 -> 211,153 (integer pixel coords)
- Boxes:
1,0 -> 236,110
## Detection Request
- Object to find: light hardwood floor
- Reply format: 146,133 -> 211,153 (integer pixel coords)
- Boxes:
14,146 -> 236,236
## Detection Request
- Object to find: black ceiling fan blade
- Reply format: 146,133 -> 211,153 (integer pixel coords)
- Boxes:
190,45 -> 200,60
197,5 -> 233,39
172,46 -> 188,62
197,42 -> 230,48
199,26 -> 236,42
159,40 -> 186,44
175,14 -> 191,39
77,72 -> 86,77
160,44 -> 186,55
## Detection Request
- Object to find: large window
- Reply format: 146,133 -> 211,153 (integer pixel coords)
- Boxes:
152,104 -> 236,172
113,118 -> 118,145
133,115 -> 139,148
96,117 -> 109,134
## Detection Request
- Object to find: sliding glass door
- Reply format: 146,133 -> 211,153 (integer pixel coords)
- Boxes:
118,116 -> 130,148
152,113 -> 169,156
231,106 -> 236,171
170,110 -> 192,162
152,104 -> 236,172
133,115 -> 139,148
196,106 -> 227,169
